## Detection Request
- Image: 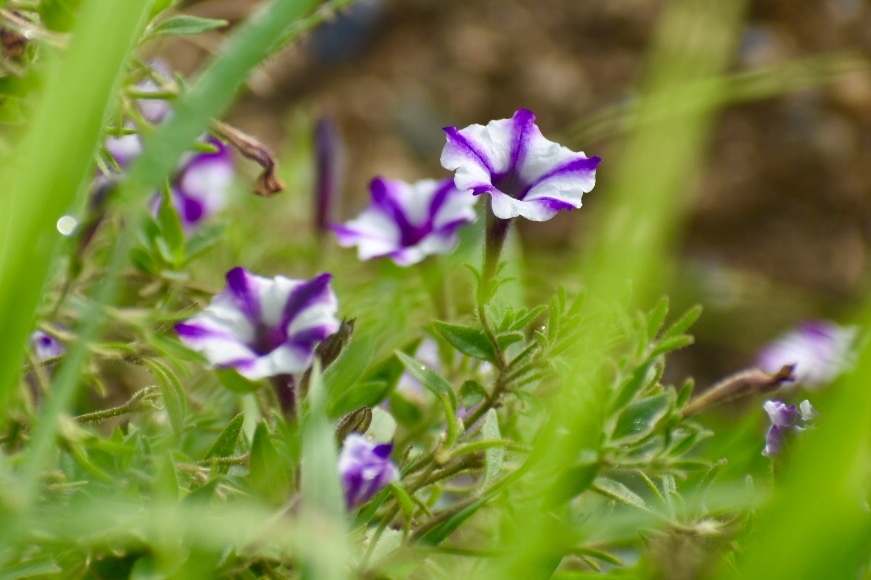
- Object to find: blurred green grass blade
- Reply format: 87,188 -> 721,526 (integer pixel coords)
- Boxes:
300,362 -> 350,579
0,0 -> 151,412
486,0 -> 748,576
14,0 -> 323,512
566,51 -> 869,146
730,310 -> 871,578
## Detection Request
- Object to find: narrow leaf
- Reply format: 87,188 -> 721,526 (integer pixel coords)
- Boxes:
394,350 -> 457,411
205,413 -> 245,471
142,358 -> 186,437
433,320 -> 496,362
482,409 -> 504,485
145,15 -> 228,40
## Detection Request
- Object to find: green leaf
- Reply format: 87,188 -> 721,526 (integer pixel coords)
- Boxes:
154,453 -> 179,502
327,380 -> 391,419
459,380 -> 487,409
612,392 -> 674,443
509,305 -> 548,332
548,459 -> 599,506
156,190 -> 185,258
594,476 -> 647,510
205,413 -> 245,470
649,334 -> 694,359
0,557 -> 63,579
661,304 -> 702,340
433,320 -> 496,362
482,409 -> 503,485
183,221 -> 226,262
394,350 -> 457,411
363,337 -> 422,387
142,359 -> 186,438
610,360 -> 657,413
248,422 -> 289,505
144,15 -> 228,40
216,369 -> 260,395
323,336 -> 375,418
646,297 -> 670,341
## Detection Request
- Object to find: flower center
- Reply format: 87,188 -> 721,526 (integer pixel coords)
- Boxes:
493,170 -> 524,200
398,224 -> 430,247
252,324 -> 287,355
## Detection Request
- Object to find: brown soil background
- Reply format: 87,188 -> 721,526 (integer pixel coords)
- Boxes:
171,0 -> 871,387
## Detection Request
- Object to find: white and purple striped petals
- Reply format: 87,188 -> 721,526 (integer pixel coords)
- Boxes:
333,177 -> 477,266
171,136 -> 235,229
441,109 -> 601,221
176,268 -> 340,380
757,320 -> 855,389
762,399 -> 816,457
338,434 -> 399,509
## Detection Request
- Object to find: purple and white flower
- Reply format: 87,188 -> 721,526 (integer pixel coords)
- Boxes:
757,320 -> 855,389
168,135 -> 235,230
332,177 -> 477,266
338,434 -> 399,509
762,399 -> 816,457
30,331 -> 64,361
175,268 -> 340,380
441,109 -> 601,221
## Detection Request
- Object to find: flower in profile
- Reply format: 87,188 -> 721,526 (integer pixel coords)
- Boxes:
313,117 -> 344,236
338,434 -> 399,509
332,177 -> 477,266
30,331 -> 64,361
175,268 -> 340,380
757,320 -> 855,389
762,399 -> 816,457
168,135 -> 235,229
441,109 -> 601,221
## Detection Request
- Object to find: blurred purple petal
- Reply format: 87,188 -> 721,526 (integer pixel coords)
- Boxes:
757,320 -> 855,388
338,434 -> 399,509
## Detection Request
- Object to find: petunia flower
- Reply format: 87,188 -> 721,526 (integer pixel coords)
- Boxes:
168,135 -> 235,230
441,109 -> 601,222
338,433 -> 399,509
762,399 -> 816,457
332,177 -> 477,266
757,320 -> 855,389
175,268 -> 340,380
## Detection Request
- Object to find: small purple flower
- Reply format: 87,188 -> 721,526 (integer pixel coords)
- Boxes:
169,135 -> 235,229
175,268 -> 340,380
441,109 -> 601,222
332,177 -> 477,266
338,434 -> 399,509
757,320 -> 855,389
762,399 -> 816,457
30,331 -> 64,361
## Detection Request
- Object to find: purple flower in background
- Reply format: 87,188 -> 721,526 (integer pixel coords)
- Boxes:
176,268 -> 340,380
30,331 -> 64,361
762,399 -> 816,457
314,117 -> 344,235
333,177 -> 477,266
441,109 -> 600,221
169,136 -> 235,229
757,320 -> 855,389
338,434 -> 399,509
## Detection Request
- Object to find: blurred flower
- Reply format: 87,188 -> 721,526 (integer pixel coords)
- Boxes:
313,117 -> 344,235
176,268 -> 340,380
166,135 -> 235,230
30,331 -> 64,361
338,433 -> 399,509
441,109 -> 600,221
135,59 -> 173,124
757,320 -> 855,389
762,399 -> 816,457
333,177 -> 477,266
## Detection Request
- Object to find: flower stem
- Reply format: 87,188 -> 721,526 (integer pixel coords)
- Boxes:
483,199 -> 512,283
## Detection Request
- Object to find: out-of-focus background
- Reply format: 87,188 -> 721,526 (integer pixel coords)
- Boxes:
166,0 -> 871,386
